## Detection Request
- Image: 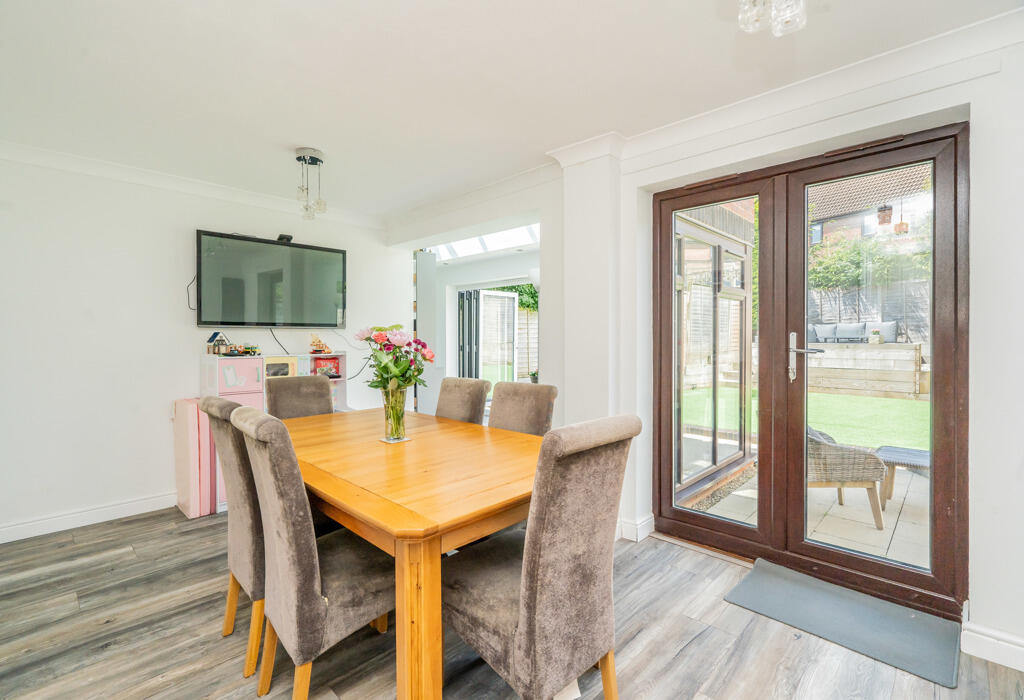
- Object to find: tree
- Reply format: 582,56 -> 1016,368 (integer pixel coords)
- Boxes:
808,239 -> 863,319
488,283 -> 539,311
808,236 -> 931,322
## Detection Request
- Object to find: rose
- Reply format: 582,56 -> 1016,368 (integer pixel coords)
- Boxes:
372,331 -> 388,344
422,349 -> 435,362
387,330 -> 412,347
355,327 -> 372,341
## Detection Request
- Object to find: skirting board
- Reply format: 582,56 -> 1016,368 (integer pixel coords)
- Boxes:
619,514 -> 655,542
0,492 -> 177,544
962,620 -> 1024,673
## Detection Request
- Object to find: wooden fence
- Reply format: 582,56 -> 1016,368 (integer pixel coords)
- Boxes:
516,309 -> 539,378
807,342 -> 928,400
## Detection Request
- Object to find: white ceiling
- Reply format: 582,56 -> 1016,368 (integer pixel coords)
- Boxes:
0,1 -> 1018,220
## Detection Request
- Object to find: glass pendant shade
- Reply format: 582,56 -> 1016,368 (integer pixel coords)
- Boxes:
770,0 -> 807,36
738,0 -> 768,33
295,147 -> 326,220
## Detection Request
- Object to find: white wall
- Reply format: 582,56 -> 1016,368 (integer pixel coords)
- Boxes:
0,154 -> 411,542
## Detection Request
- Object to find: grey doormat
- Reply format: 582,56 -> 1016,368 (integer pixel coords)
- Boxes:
725,559 -> 961,688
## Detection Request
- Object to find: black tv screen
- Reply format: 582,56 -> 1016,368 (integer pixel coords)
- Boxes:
196,230 -> 346,327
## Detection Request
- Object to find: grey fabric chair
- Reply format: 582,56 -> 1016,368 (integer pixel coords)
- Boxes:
435,377 -> 491,424
265,375 -> 334,420
199,396 -> 266,679
230,407 -> 395,700
265,374 -> 342,536
441,415 -> 642,700
488,382 -> 558,436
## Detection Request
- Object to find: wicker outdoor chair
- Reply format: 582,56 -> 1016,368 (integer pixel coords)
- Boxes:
807,427 -> 887,530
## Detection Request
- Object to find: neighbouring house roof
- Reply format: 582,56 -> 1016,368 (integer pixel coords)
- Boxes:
808,162 -> 932,223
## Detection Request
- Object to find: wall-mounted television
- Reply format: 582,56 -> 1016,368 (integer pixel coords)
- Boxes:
196,230 -> 346,328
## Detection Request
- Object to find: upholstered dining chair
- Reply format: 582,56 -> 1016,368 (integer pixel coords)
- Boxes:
435,377 -> 491,424
230,406 -> 395,700
488,382 -> 558,436
441,415 -> 642,700
198,396 -> 267,679
265,375 -> 334,420
264,375 -> 342,536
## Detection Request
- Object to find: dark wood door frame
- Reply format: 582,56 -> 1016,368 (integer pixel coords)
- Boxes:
652,123 -> 969,621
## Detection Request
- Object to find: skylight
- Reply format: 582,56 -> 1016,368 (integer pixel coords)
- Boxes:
428,224 -> 540,262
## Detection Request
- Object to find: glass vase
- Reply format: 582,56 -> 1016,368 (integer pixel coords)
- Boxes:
381,386 -> 407,442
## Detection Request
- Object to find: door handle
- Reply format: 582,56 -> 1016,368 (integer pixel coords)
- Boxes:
789,331 -> 824,382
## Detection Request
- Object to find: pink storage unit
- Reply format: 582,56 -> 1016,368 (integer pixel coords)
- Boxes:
172,398 -> 216,518
177,352 -> 348,518
201,356 -> 265,514
204,356 -> 263,396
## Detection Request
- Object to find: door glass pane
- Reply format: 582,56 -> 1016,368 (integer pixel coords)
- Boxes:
804,162 -> 933,570
716,297 -> 743,464
672,196 -> 759,526
722,252 -> 744,289
479,292 -> 517,393
678,238 -> 714,484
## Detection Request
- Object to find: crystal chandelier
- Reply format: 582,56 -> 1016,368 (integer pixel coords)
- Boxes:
739,0 -> 807,37
295,147 -> 326,220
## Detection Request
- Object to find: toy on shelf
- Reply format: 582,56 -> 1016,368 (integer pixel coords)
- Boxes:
309,334 -> 332,354
206,331 -> 231,355
312,354 -> 342,379
224,343 -> 261,356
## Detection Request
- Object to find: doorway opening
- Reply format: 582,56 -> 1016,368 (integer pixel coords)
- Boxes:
413,224 -> 541,416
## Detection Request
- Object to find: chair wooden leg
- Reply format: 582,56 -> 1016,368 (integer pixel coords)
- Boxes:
866,485 -> 884,530
836,487 -> 844,505
257,620 -> 278,696
598,650 -> 618,700
370,613 -> 388,634
222,573 -> 240,636
885,465 -> 897,501
292,662 -> 312,700
244,599 -> 265,678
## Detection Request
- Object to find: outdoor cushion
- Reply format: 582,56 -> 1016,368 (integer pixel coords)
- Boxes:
873,321 -> 898,343
807,325 -> 819,343
813,323 -> 837,340
835,322 -> 866,340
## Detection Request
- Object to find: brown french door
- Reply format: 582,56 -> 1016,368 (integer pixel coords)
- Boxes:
653,124 -> 969,620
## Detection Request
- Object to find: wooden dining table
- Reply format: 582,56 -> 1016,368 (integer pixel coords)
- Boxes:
283,407 -> 542,699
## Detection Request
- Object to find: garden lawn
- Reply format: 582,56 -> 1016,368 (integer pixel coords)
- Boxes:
680,387 -> 930,450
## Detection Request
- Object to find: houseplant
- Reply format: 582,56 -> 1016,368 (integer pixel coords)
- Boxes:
355,324 -> 434,442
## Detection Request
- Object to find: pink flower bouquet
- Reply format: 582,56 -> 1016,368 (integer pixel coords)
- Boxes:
354,323 -> 435,391
355,324 -> 434,442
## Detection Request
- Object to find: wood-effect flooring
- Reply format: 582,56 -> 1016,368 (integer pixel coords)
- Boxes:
0,509 -> 1021,699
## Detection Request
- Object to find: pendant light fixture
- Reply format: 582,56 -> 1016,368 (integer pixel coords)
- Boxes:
739,0 -> 807,37
295,147 -> 326,220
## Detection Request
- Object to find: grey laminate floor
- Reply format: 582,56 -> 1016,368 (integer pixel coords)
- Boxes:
0,508 -> 1021,699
